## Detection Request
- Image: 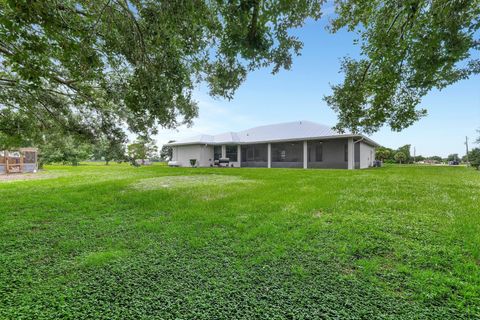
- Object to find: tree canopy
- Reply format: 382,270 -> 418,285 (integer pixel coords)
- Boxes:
447,153 -> 459,162
160,141 -> 175,162
1,0 -> 479,144
39,134 -> 92,166
394,151 -> 407,164
468,148 -> 480,169
0,0 -> 322,145
127,136 -> 157,163
375,146 -> 391,161
325,0 -> 480,133
92,134 -> 127,165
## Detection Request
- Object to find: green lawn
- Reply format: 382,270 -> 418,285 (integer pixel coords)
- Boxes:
1,164 -> 479,319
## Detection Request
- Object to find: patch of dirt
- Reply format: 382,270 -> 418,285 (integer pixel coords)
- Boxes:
131,174 -> 255,190
312,210 -> 323,218
0,172 -> 57,182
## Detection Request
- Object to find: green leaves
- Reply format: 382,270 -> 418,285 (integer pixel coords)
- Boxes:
325,0 -> 480,133
0,0 -> 324,145
2,0 -> 476,141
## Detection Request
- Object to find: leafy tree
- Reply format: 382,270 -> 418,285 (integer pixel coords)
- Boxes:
40,135 -> 92,166
447,154 -> 459,162
427,156 -> 443,163
160,141 -> 175,162
325,1 -> 480,133
396,145 -> 411,163
394,151 -> 406,164
127,136 -> 158,165
0,1 -> 323,142
375,147 -> 391,162
0,109 -> 44,149
3,1 -> 478,140
415,155 -> 425,162
92,133 -> 127,165
468,148 -> 480,170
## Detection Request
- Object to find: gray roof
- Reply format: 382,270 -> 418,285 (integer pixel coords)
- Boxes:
167,121 -> 380,147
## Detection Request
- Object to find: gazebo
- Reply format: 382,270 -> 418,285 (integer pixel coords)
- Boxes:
0,148 -> 38,174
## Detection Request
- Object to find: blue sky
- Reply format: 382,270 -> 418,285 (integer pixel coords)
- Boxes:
156,14 -> 480,157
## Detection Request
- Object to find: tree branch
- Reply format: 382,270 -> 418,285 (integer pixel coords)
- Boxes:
114,0 -> 146,63
360,9 -> 404,82
248,0 -> 261,46
0,45 -> 13,56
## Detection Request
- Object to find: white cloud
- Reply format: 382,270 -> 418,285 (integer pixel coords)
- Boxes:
153,93 -> 261,148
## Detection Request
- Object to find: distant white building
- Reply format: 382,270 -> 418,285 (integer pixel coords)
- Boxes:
167,121 -> 379,169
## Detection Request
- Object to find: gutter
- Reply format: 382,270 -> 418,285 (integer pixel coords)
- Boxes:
166,134 -> 380,148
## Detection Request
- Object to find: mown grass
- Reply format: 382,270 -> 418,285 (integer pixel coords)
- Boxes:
1,163 -> 479,319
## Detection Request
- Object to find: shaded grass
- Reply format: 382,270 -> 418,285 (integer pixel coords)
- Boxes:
0,164 -> 479,318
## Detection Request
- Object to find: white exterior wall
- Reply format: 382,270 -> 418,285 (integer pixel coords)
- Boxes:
172,145 -> 214,167
172,144 -> 243,167
359,142 -> 375,169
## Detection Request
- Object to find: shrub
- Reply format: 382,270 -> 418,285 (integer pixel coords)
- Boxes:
468,148 -> 480,169
190,159 -> 197,167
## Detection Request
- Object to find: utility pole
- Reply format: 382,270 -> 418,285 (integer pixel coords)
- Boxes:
413,146 -> 416,163
465,136 -> 469,166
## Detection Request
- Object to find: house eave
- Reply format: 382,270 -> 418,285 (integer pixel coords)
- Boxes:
166,134 -> 380,148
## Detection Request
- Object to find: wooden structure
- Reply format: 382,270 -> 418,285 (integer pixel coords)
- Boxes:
0,148 -> 38,174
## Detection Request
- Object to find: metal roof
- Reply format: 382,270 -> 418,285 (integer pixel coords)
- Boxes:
167,121 -> 380,147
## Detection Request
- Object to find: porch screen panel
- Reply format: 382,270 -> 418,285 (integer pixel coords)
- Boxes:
226,145 -> 238,162
271,141 -> 303,168
241,144 -> 267,167
308,139 -> 348,169
214,146 -> 222,160
308,141 -> 323,162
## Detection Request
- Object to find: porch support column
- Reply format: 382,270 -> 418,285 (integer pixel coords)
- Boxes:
221,145 -> 226,159
348,138 -> 354,170
303,141 -> 308,169
267,143 -> 272,168
237,145 -> 242,167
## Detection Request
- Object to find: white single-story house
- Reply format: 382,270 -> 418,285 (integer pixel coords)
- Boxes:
166,121 -> 380,169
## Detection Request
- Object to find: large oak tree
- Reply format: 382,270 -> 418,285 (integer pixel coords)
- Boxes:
326,0 -> 480,133
1,0 -> 479,147
0,0 -> 322,148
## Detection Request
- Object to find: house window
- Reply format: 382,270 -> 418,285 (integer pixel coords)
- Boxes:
308,141 -> 323,162
344,143 -> 348,162
214,146 -> 222,160
226,145 -> 238,162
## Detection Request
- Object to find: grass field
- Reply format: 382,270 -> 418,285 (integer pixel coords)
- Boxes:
1,164 -> 479,319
